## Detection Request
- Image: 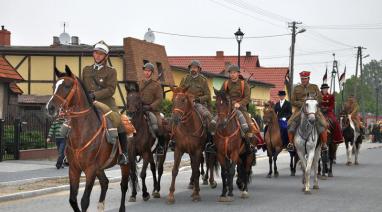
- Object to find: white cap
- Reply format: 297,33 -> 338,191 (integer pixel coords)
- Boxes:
93,41 -> 109,54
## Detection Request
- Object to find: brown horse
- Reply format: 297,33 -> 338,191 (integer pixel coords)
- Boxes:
213,89 -> 253,202
125,82 -> 169,202
263,101 -> 284,178
46,66 -> 135,212
318,119 -> 338,178
167,87 -> 207,204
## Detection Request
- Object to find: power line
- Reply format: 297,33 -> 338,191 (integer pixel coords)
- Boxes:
152,30 -> 290,39
305,23 -> 382,30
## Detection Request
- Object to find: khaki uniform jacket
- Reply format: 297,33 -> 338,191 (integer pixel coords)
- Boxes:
291,83 -> 322,110
139,79 -> 163,111
222,79 -> 251,109
81,65 -> 118,111
179,74 -> 211,105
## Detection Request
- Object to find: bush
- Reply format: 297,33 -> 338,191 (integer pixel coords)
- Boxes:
160,99 -> 173,118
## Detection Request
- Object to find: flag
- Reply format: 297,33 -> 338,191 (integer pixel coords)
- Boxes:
323,67 -> 328,83
339,66 -> 346,86
285,69 -> 290,84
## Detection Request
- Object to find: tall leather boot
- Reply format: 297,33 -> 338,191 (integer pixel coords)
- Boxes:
156,135 -> 165,155
118,133 -> 129,165
320,130 -> 328,151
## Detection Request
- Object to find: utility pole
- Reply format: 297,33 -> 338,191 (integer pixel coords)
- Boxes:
330,53 -> 338,114
288,21 -> 304,99
355,46 -> 367,124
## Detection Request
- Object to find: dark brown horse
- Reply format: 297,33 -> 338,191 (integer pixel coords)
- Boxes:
318,119 -> 338,178
263,101 -> 284,178
213,89 -> 253,202
46,66 -> 136,212
125,83 -> 169,202
167,87 -> 207,204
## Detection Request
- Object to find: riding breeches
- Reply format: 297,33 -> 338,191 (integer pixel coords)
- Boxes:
288,110 -> 328,134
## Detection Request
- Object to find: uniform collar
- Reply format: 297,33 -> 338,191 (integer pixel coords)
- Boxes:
93,63 -> 104,71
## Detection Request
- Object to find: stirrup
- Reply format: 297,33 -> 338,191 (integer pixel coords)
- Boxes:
321,144 -> 328,152
287,143 -> 295,151
118,153 -> 129,165
168,139 -> 175,151
205,142 -> 216,154
156,145 -> 165,155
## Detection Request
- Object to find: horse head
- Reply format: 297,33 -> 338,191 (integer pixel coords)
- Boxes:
302,94 -> 319,123
214,88 -> 232,129
125,82 -> 142,117
263,100 -> 275,125
46,65 -> 89,118
171,86 -> 193,124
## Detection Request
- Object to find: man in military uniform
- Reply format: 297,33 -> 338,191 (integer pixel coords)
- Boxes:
344,95 -> 364,134
287,71 -> 328,151
81,41 -> 129,165
218,64 -> 256,153
139,63 -> 165,155
320,83 -> 344,143
170,60 -> 214,151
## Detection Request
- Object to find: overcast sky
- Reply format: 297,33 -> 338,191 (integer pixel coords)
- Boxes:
2,0 -> 382,87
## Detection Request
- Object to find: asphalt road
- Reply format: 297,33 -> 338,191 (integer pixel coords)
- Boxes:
1,142 -> 381,212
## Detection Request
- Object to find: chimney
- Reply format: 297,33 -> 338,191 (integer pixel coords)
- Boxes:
245,51 -> 251,57
0,25 -> 11,46
53,36 -> 60,45
216,51 -> 224,57
71,36 -> 79,45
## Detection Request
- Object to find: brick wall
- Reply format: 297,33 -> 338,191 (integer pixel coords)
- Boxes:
123,37 -> 174,85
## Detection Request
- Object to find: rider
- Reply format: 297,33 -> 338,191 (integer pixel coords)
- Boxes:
81,40 -> 129,165
139,62 -> 165,155
215,64 -> 257,153
287,71 -> 328,151
320,83 -> 344,143
274,90 -> 292,147
344,95 -> 364,135
170,60 -> 214,152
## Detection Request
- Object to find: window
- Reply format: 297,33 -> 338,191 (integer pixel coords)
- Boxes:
156,62 -> 164,82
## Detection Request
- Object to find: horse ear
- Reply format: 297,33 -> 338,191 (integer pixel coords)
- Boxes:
54,67 -> 65,78
65,65 -> 73,77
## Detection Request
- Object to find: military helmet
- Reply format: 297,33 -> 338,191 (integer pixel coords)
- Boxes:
188,60 -> 202,70
93,40 -> 109,55
228,64 -> 240,73
142,63 -> 155,72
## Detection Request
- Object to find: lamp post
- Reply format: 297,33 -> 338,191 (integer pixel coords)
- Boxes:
234,28 -> 244,68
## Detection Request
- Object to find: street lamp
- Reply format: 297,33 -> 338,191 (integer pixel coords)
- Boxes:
234,28 -> 244,68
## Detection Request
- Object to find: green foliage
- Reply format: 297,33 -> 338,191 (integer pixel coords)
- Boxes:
3,125 -> 54,151
160,99 -> 173,118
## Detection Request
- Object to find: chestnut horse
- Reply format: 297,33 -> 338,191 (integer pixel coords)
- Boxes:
213,89 -> 253,202
167,87 -> 207,204
125,83 -> 169,202
46,66 -> 135,212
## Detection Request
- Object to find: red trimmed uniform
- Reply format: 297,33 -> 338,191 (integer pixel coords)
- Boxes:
320,93 -> 343,143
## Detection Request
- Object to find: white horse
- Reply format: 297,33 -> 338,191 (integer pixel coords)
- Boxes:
294,97 -> 321,194
340,114 -> 361,165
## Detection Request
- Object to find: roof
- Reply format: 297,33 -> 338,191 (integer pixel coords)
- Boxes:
0,56 -> 23,81
18,95 -> 51,104
9,82 -> 23,94
245,67 -> 288,102
168,55 -> 260,74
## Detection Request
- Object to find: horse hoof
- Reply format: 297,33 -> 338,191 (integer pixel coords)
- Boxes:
240,191 -> 249,199
97,202 -> 105,212
291,172 -> 296,177
346,161 -> 352,166
152,191 -> 161,198
143,194 -> 151,201
320,175 -> 327,180
328,172 -> 333,177
218,196 -> 233,202
187,184 -> 194,189
192,195 -> 201,202
274,172 -> 279,178
304,190 -> 311,195
210,181 -> 217,189
313,185 -> 319,190
266,174 -> 272,178
202,180 -> 208,185
355,161 -> 359,165
167,196 -> 175,204
128,197 -> 136,202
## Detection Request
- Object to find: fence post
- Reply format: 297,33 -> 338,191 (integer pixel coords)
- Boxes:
14,118 -> 21,160
0,119 -> 4,162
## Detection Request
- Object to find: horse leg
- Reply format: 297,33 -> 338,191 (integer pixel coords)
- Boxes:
188,156 -> 194,189
227,160 -> 235,199
191,152 -> 201,202
346,141 -> 352,165
69,166 -> 81,212
167,150 -> 183,204
149,157 -> 159,197
290,153 -> 294,176
313,147 -> 321,190
354,143 -> 360,165
273,155 -> 279,178
208,153 -> 217,188
81,169 -> 97,211
140,159 -> 150,201
96,170 -> 109,212
119,165 -> 130,212
218,162 -> 228,202
200,153 -> 207,185
240,155 -> 251,199
267,154 -> 272,178
202,152 -> 209,185
304,152 -> 315,194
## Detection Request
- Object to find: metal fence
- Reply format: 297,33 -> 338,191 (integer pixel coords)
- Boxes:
0,111 -> 54,161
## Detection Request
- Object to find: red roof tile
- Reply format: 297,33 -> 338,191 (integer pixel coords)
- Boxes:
0,56 -> 23,81
9,82 -> 23,94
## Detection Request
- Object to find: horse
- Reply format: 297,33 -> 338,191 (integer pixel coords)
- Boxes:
262,101 -> 283,178
340,114 -> 362,165
318,119 -> 338,178
293,96 -> 321,194
45,65 -> 136,212
125,82 -> 169,202
213,88 -> 253,202
167,86 -> 207,204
